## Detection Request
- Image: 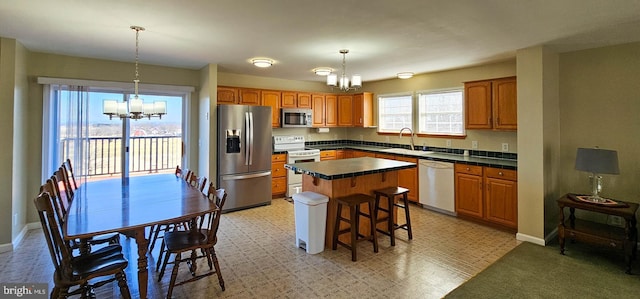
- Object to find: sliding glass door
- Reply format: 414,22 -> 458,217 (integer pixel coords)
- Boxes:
46,86 -> 184,181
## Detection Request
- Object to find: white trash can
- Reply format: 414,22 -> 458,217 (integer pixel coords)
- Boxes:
292,191 -> 329,254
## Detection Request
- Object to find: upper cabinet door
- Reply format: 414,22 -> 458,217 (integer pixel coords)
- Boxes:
353,92 -> 373,127
492,77 -> 517,130
297,92 -> 312,108
324,94 -> 338,127
465,81 -> 492,129
311,94 -> 326,127
239,88 -> 261,106
337,95 -> 354,126
217,86 -> 238,105
281,91 -> 297,108
261,90 -> 281,127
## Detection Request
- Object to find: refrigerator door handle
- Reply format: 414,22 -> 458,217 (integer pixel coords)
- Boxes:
249,111 -> 254,165
221,171 -> 271,181
244,111 -> 250,165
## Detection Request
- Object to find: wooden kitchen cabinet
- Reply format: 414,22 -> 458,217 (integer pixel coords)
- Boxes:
491,77 -> 517,130
281,91 -> 297,108
373,153 -> 418,202
336,149 -> 349,159
271,154 -> 287,197
455,164 -> 518,230
320,150 -> 336,160
352,150 -> 376,158
261,90 -> 281,127
297,92 -> 312,108
239,88 -> 261,106
455,164 -> 484,218
337,95 -> 354,126
217,86 -> 238,104
484,167 -> 518,229
353,92 -> 374,127
312,93 -> 338,127
282,91 -> 312,109
464,76 -> 517,130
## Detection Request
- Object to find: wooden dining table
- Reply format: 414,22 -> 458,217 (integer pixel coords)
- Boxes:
64,173 -> 216,299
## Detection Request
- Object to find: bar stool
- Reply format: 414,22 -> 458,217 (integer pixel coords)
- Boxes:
332,193 -> 379,261
373,186 -> 413,246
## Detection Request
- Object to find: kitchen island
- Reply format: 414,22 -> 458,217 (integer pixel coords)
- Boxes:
285,157 -> 416,248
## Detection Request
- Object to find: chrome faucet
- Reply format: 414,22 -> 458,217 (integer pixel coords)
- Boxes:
399,127 -> 415,150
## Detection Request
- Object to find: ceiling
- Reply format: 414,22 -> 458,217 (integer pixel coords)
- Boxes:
2,0 -> 640,83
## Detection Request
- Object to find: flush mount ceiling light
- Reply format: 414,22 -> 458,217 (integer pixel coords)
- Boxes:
397,72 -> 414,79
327,49 -> 361,91
103,26 -> 166,120
251,58 -> 273,68
313,68 -> 333,76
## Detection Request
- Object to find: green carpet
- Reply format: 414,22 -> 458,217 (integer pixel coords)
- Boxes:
445,241 -> 639,298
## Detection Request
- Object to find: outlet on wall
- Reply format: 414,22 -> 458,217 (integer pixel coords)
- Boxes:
502,143 -> 509,152
472,141 -> 478,149
359,135 -> 364,141
446,139 -> 452,147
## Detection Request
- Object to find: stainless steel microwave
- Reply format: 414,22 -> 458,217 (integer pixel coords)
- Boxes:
281,108 -> 313,128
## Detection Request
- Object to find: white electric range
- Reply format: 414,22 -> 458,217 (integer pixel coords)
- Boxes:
273,135 -> 320,197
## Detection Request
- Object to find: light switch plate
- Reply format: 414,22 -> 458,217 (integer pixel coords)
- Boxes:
446,139 -> 452,147
502,143 -> 509,152
472,141 -> 478,149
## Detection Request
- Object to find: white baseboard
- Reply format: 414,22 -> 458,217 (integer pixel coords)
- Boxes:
0,222 -> 42,253
516,232 -> 546,246
545,228 -> 558,245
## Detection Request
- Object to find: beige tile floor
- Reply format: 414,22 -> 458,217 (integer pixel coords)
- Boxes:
1,198 -> 520,298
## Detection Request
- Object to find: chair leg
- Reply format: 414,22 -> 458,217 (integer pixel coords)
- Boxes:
403,193 -> 413,240
51,286 -> 60,299
350,205 -> 358,261
210,247 -> 225,291
387,196 -> 396,246
167,253 -> 181,299
368,200 -> 379,253
116,271 -> 132,299
149,224 -> 163,252
332,204 -> 342,250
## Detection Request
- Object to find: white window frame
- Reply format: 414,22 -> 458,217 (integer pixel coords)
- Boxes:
377,92 -> 414,134
417,88 -> 465,136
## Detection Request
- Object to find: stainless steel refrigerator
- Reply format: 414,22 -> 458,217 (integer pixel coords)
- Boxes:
217,105 -> 272,212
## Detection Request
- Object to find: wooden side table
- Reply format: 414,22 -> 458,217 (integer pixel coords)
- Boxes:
557,193 -> 638,274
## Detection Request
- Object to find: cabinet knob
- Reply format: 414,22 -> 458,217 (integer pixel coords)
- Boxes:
466,167 -> 470,171
498,171 -> 504,176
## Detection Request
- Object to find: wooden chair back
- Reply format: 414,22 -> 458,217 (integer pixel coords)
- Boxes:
34,192 -> 74,278
203,184 -> 227,243
40,178 -> 67,223
175,165 -> 182,178
53,167 -> 74,200
63,159 -> 79,190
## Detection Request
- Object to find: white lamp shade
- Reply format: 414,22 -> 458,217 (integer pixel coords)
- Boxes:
154,101 -> 167,114
143,103 -> 154,115
327,73 -> 337,86
103,100 -> 118,114
130,98 -> 143,113
351,74 -> 362,87
575,148 -> 620,174
117,102 -> 128,116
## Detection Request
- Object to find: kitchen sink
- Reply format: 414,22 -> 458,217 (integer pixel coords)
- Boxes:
379,148 -> 434,156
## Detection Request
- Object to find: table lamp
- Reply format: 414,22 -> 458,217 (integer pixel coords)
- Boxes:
574,147 -> 619,202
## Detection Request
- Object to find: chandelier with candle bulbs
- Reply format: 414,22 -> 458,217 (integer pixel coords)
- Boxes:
327,49 -> 361,91
103,26 -> 166,120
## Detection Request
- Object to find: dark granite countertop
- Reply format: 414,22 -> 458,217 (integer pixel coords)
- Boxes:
284,157 -> 416,180
304,144 -> 517,170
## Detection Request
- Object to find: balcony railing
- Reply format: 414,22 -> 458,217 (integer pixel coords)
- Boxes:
61,136 -> 182,177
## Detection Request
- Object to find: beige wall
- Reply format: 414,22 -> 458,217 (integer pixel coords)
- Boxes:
0,38 -> 16,246
198,64 -> 216,179
559,42 -> 640,203
12,40 -> 29,241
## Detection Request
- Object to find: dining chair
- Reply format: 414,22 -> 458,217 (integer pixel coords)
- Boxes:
158,186 -> 227,298
34,191 -> 132,299
63,158 -> 79,190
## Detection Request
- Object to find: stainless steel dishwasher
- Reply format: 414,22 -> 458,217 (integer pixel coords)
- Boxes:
418,160 -> 456,216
